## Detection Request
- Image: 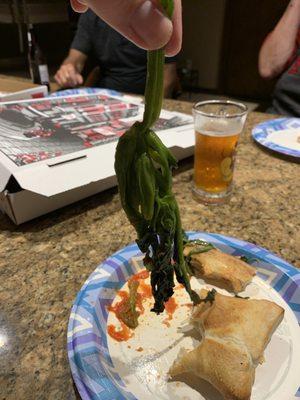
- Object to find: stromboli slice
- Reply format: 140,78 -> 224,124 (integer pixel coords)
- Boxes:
169,290 -> 284,400
184,246 -> 256,293
170,337 -> 255,400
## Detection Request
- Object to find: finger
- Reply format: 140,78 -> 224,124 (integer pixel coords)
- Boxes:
76,74 -> 84,85
165,0 -> 182,56
60,65 -> 80,86
54,71 -> 66,87
70,0 -> 88,13
54,73 -> 61,86
69,72 -> 81,87
56,71 -> 73,88
67,68 -> 83,86
87,0 -> 173,50
63,70 -> 77,87
64,70 -> 70,80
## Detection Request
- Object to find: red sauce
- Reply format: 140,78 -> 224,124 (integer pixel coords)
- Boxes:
107,269 -> 181,339
175,284 -> 185,290
165,297 -> 177,317
107,290 -> 129,316
107,269 -> 151,341
107,322 -> 133,342
136,293 -> 145,314
130,269 -> 149,281
139,280 -> 152,298
163,297 -> 178,327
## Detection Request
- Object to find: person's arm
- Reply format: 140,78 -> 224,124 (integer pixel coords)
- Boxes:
69,0 -> 182,56
163,62 -> 178,98
259,0 -> 300,79
54,49 -> 87,88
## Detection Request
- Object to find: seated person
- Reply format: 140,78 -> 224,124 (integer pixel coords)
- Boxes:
55,9 -> 178,97
259,0 -> 300,116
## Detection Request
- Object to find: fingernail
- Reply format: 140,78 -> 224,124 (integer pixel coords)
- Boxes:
70,0 -> 88,13
130,1 -> 172,49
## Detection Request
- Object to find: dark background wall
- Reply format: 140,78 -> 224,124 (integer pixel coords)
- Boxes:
180,0 -> 289,100
0,0 -> 73,73
220,0 -> 289,99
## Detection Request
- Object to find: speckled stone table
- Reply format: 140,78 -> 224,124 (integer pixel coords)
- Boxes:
0,100 -> 299,400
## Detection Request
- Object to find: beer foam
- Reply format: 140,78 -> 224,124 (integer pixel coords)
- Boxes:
195,117 -> 243,137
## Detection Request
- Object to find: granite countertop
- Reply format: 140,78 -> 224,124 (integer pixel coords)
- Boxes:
0,100 -> 299,399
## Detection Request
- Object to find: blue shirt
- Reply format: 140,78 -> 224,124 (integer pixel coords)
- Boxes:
71,10 -> 176,94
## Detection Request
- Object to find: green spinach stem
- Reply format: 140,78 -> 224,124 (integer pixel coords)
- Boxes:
114,0 -> 200,313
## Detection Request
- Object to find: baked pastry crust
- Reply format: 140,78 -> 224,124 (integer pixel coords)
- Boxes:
169,290 -> 284,400
184,246 -> 256,293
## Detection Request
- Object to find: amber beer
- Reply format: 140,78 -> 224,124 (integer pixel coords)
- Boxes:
194,130 -> 239,193
192,100 -> 247,203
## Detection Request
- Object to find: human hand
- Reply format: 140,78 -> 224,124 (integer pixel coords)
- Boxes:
70,0 -> 182,56
54,64 -> 84,88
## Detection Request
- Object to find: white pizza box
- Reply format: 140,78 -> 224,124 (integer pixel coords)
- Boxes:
0,85 -> 48,102
0,93 -> 195,224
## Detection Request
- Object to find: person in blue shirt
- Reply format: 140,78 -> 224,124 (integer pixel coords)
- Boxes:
55,10 -> 178,96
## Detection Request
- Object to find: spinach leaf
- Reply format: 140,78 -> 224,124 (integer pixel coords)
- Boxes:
114,0 -> 200,314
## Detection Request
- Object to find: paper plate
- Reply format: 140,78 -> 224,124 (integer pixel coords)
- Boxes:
67,232 -> 300,400
252,118 -> 300,158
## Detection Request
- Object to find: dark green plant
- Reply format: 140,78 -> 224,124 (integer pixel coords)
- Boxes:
114,0 -> 200,313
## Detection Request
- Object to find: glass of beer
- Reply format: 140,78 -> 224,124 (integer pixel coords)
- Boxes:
192,100 -> 248,204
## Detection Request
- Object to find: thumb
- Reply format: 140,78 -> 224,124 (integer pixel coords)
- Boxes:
70,0 -> 88,12
78,0 -> 174,51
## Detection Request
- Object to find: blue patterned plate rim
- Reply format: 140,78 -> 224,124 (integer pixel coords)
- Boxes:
67,231 -> 300,400
50,87 -> 121,98
252,117 -> 300,158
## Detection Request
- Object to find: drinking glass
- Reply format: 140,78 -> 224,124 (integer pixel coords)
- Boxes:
192,100 -> 248,204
